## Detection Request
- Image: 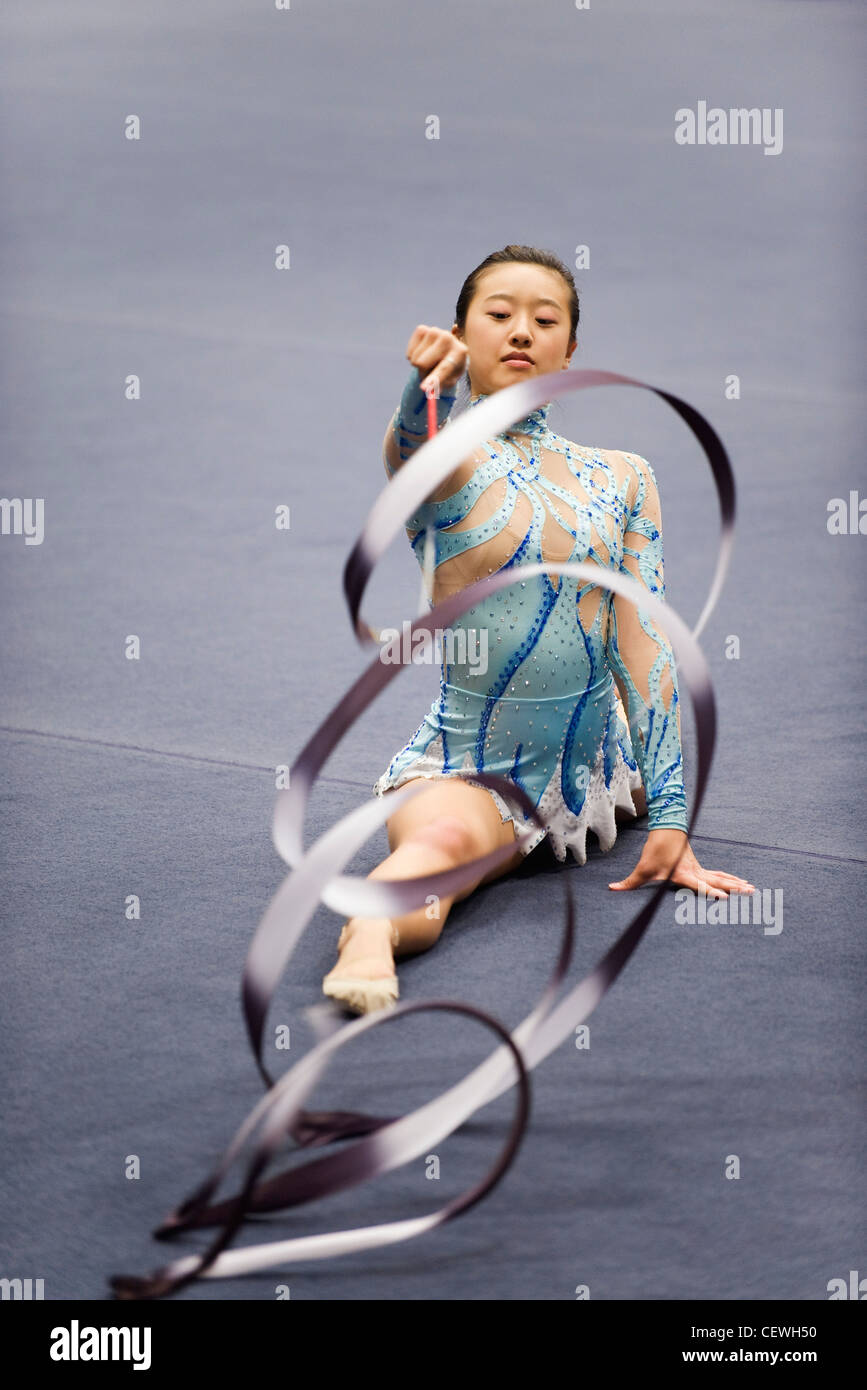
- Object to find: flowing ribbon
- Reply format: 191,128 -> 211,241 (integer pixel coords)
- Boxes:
110,367 -> 734,1298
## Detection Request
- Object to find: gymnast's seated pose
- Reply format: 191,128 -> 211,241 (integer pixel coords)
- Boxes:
323,244 -> 754,1015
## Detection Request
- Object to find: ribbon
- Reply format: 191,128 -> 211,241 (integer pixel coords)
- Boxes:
110,367 -> 734,1297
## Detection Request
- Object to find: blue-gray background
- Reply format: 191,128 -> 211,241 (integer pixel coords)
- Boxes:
1,0 -> 864,1300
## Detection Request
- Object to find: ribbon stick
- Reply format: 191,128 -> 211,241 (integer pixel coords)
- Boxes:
426,383 -> 438,439
417,382 -> 439,613
110,367 -> 734,1298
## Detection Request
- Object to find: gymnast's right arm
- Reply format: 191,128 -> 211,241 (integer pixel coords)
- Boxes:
382,364 -> 457,478
382,323 -> 469,483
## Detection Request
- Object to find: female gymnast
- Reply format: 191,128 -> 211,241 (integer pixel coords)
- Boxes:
323,244 -> 755,1015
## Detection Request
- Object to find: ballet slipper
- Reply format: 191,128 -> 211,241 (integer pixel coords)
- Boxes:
322,922 -> 400,1016
321,972 -> 399,1016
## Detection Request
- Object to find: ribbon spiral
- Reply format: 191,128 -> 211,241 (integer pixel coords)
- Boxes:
110,367 -> 734,1298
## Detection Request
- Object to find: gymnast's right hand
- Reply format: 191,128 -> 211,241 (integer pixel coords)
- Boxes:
407,324 -> 469,397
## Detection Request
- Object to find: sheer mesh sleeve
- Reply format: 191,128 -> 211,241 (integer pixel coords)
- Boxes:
604,453 -> 689,832
383,366 -> 457,477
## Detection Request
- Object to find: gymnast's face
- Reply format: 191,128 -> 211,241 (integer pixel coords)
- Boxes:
453,263 -> 577,398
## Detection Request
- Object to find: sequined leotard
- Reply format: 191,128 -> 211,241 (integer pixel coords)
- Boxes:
371,366 -> 688,863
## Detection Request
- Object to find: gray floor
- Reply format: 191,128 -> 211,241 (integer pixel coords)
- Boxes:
1,0 -> 864,1300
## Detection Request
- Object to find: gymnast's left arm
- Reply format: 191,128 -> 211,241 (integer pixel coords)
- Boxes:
604,453 -> 755,900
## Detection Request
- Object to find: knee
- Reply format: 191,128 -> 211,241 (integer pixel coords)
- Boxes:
402,814 -> 482,864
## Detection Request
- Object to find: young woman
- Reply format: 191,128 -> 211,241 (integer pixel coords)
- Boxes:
323,245 -> 754,1014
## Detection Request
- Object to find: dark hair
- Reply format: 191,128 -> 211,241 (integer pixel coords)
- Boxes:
454,244 -> 580,345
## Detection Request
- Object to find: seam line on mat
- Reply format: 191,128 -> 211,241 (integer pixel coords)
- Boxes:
1,725 -> 864,866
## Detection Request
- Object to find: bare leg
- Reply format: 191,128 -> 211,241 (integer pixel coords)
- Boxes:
615,782 -> 647,822
611,683 -> 647,822
323,778 -> 526,990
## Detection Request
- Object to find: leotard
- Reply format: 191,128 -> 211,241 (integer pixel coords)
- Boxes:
371,366 -> 689,864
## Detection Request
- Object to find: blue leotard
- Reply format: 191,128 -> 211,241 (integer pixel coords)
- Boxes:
372,366 -> 688,863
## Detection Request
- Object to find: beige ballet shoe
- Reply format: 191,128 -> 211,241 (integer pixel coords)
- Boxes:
321,972 -> 399,1015
321,923 -> 400,1016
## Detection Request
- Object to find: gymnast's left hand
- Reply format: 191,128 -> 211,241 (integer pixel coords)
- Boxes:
608,829 -> 755,898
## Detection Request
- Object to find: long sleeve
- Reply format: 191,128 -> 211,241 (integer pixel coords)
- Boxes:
604,453 -> 689,832
384,365 -> 457,477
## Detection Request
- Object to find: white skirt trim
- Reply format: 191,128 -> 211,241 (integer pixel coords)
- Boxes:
372,734 -> 643,866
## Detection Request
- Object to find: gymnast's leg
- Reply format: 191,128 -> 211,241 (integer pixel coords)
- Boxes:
611,683 -> 647,822
323,778 -> 526,995
615,782 -> 647,821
